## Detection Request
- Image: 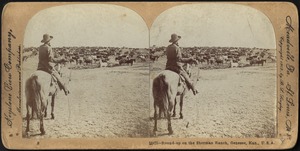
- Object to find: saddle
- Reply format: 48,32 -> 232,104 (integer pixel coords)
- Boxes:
165,68 -> 187,87
37,69 -> 58,87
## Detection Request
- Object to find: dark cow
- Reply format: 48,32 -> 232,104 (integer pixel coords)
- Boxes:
150,55 -> 159,62
250,59 -> 265,66
119,58 -> 135,66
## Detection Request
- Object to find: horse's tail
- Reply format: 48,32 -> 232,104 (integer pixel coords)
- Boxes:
25,75 -> 42,118
152,74 -> 169,115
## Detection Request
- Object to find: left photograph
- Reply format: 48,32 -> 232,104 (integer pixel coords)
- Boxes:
22,4 -> 151,138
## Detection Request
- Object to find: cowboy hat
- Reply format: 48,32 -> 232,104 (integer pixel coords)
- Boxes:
169,33 -> 181,43
41,34 -> 53,43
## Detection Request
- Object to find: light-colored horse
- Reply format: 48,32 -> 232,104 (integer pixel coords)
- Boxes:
152,63 -> 193,135
25,70 -> 59,136
25,64 -> 70,137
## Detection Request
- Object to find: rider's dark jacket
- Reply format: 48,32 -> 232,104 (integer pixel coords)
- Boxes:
165,43 -> 192,73
37,44 -> 60,73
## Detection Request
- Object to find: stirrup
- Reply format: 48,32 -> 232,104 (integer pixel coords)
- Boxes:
192,89 -> 199,95
63,89 -> 70,95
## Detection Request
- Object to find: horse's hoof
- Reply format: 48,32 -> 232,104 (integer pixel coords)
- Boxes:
153,132 -> 156,137
26,132 -> 30,138
51,114 -> 55,120
40,130 -> 45,135
179,116 -> 183,119
168,130 -> 173,135
172,114 -> 176,117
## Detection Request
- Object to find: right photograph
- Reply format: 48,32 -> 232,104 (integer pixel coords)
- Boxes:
149,4 -> 277,138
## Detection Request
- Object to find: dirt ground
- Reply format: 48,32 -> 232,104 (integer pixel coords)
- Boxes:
22,56 -> 151,138
150,56 -> 276,138
22,55 -> 276,138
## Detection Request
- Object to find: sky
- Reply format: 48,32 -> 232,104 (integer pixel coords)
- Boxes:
23,4 -> 149,48
24,4 -> 276,49
150,4 -> 276,49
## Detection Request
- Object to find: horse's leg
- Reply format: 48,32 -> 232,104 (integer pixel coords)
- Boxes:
44,101 -> 48,118
30,107 -> 35,120
26,105 -> 32,137
40,96 -> 47,135
158,107 -> 162,119
167,95 -> 175,135
167,109 -> 173,135
172,97 -> 177,117
39,106 -> 45,135
40,111 -> 45,135
153,103 -> 159,136
179,94 -> 184,119
51,94 -> 55,119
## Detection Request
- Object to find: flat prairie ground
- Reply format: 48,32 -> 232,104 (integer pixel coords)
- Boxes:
22,56 -> 151,138
150,56 -> 276,138
22,55 -> 276,138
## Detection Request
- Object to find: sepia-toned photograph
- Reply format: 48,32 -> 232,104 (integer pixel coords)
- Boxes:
22,4 -> 151,138
150,4 -> 277,138
1,2 -> 298,150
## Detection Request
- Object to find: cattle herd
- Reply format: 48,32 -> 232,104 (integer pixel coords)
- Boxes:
177,46 -> 276,69
22,46 -> 276,69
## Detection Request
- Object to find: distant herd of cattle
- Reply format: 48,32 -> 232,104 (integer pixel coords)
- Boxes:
22,46 -> 276,68
178,47 -> 276,67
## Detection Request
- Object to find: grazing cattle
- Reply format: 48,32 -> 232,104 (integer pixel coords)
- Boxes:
98,58 -> 108,68
222,55 -> 228,60
209,58 -> 214,65
99,62 -> 108,67
230,60 -> 239,68
84,59 -> 93,65
246,57 -> 253,61
150,55 -> 159,62
119,58 -> 135,66
71,56 -> 79,64
138,55 -> 146,62
152,62 -> 195,136
215,57 -> 224,65
268,56 -> 276,62
69,58 -> 76,64
115,55 -> 126,61
78,57 -> 84,65
203,56 -> 210,64
215,59 -> 223,65
250,59 -> 264,66
196,56 -> 206,64
84,56 -> 93,65
199,59 -> 206,64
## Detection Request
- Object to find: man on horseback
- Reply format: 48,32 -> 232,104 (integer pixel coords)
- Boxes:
37,34 -> 70,95
165,34 -> 199,95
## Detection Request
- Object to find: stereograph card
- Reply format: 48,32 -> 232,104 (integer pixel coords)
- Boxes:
1,2 -> 298,149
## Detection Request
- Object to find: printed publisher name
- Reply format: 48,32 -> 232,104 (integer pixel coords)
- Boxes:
3,29 -> 16,128
277,15 -> 295,140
